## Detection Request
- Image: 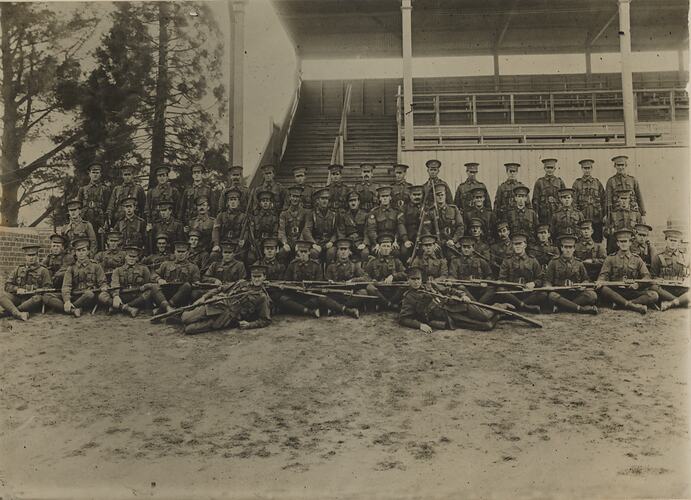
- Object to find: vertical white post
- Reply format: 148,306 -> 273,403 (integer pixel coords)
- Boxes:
232,0 -> 246,164
618,0 -> 635,146
401,0 -> 414,150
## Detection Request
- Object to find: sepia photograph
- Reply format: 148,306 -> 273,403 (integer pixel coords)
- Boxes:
0,0 -> 689,498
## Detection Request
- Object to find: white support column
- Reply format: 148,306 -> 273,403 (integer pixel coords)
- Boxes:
401,0 -> 414,150
618,0 -> 635,146
231,0 -> 246,164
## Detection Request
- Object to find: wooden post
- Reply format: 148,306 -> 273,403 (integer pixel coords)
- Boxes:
509,94 -> 515,124
401,0 -> 414,149
549,93 -> 555,123
670,89 -> 676,121
618,0 -> 636,146
231,0 -> 246,165
434,95 -> 440,126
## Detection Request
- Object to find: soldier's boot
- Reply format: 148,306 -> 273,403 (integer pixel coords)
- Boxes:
548,292 -> 580,313
573,290 -> 598,307
0,294 -> 23,319
630,290 -> 659,307
122,305 -> 139,318
128,293 -> 150,310
18,295 -> 42,312
652,285 -> 677,303
598,286 -> 628,310
429,320 -> 449,330
344,307 -> 360,319
519,302 -> 541,314
42,295 -> 65,313
580,305 -> 599,315
73,291 -> 96,312
318,297 -> 349,317
365,284 -> 390,310
278,296 -> 319,318
184,319 -> 215,335
624,301 -> 647,315
169,283 -> 192,308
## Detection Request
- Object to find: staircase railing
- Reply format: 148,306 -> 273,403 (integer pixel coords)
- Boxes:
395,84 -> 402,161
330,82 -> 352,166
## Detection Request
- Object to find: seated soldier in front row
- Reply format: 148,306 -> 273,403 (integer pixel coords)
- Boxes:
650,228 -> 690,311
544,234 -> 598,315
364,234 -> 408,310
496,231 -> 547,314
575,219 -> 606,281
150,240 -> 201,315
61,237 -> 110,317
43,233 -> 73,288
410,234 -> 448,281
203,240 -> 246,286
180,264 -> 272,335
324,238 -> 369,316
94,230 -> 125,274
448,235 -> 496,304
102,245 -> 153,318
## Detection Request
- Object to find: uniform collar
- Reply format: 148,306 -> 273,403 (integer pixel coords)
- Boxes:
76,259 -> 90,267
617,250 -> 632,257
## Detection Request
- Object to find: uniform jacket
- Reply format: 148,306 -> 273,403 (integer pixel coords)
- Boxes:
284,258 -> 323,281
213,209 -> 248,247
448,254 -> 492,280
454,179 -> 491,213
206,281 -> 271,330
327,180 -> 350,212
153,217 -> 185,247
62,259 -> 108,300
190,214 -> 216,251
108,181 -> 146,223
205,259 -> 246,283
364,255 -> 407,281
505,207 -> 539,242
422,178 -> 453,207
257,257 -> 286,281
490,239 -> 513,269
431,204 -> 464,244
391,180 -> 412,210
115,215 -> 147,249
255,181 -> 286,214
78,181 -> 110,228
43,252 -> 74,287
533,175 -> 565,223
146,182 -> 180,222
605,173 -> 645,216
494,179 -> 531,218
545,256 -> 589,285
650,248 -> 688,280
411,254 -> 448,280
279,206 -> 309,246
498,253 -> 544,285
464,206 -> 496,241
606,208 -> 642,235
398,286 -> 442,330
179,182 -> 217,223
110,263 -> 152,296
365,206 -> 407,244
154,260 -> 201,284
572,176 -> 606,224
575,238 -> 607,263
325,259 -> 366,281
303,208 -> 338,245
630,239 -> 657,267
61,218 -> 97,251
338,208 -> 369,244
550,206 -> 584,238
5,263 -> 52,293
189,248 -> 210,272
598,250 -> 650,281
354,181 -> 378,212
402,203 -> 432,244
94,249 -> 126,274
251,209 -> 279,242
529,241 -> 559,268
218,184 -> 249,213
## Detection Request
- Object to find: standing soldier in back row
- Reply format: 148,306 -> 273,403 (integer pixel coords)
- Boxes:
326,163 -> 350,213
572,158 -> 606,242
108,164 -> 146,225
390,163 -> 412,211
454,162 -> 491,215
146,165 -> 180,229
422,159 -> 453,207
533,158 -> 565,225
61,199 -> 97,254
495,162 -> 530,222
179,164 -> 216,227
354,163 -> 378,212
77,162 -> 110,250
218,165 -> 249,212
605,155 -> 645,222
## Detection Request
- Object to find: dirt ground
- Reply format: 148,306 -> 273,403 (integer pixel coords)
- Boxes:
0,306 -> 689,499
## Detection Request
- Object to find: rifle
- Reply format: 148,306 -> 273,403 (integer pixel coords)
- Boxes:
265,282 -> 328,299
316,288 -> 379,300
406,188 -> 432,266
529,246 -> 558,258
472,249 -> 501,271
495,284 -> 596,295
150,289 -> 253,322
436,278 -> 525,290
416,288 -> 543,328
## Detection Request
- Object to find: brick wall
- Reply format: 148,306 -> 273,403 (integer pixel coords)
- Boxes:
0,226 -> 54,287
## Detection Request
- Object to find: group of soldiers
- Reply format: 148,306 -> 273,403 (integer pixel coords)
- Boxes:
0,154 -> 688,334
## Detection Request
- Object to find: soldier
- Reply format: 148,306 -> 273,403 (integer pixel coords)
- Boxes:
302,187 -> 339,264
61,237 -> 110,317
390,163 -> 412,210
278,186 -> 310,264
142,233 -> 171,269
212,187 -> 248,252
468,218 -> 492,266
454,162 -> 491,214
257,237 -> 287,281
364,234 -> 407,309
652,229 -> 690,310
61,199 -> 97,253
94,231 -> 125,274
42,233 -> 74,288
448,235 -> 495,303
596,228 -> 658,314
114,196 -> 147,251
179,163 -> 217,226
544,234 -> 599,315
326,163 -> 350,213
550,188 -> 583,238
411,234 -> 448,281
188,229 -> 211,273
104,245 -> 153,318
152,200 -> 185,251
631,223 -> 657,267
400,185 -> 432,263
422,159 -> 453,207
495,162 -> 530,221
354,163 -> 378,212
338,191 -> 370,263
572,159 -> 606,242
490,221 -> 513,273
533,158 -> 565,224
323,238 -> 367,316
218,165 -> 249,212
180,264 -> 272,335
188,195 -> 216,252
505,185 -> 539,244
203,240 -> 246,285
255,164 -> 286,214
605,155 -> 645,222
497,231 -> 547,314
575,220 -> 607,281
249,190 -> 280,263
1,245 -> 55,320
150,240 -> 201,314
604,189 -> 642,253
463,186 -> 496,242
77,162 -> 110,250
145,165 -> 180,227
529,224 -> 558,270
366,186 -> 408,258
290,166 -> 314,210
429,187 -> 464,258
107,163 -> 146,225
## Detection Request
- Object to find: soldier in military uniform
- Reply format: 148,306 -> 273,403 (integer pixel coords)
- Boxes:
550,187 -> 583,238
596,228 -> 658,314
490,221 -> 513,273
604,189 -> 642,253
77,163 -> 110,250
572,159 -> 606,242
505,185 -> 539,244
42,233 -> 74,288
497,232 -> 547,314
103,245 -> 153,318
61,199 -> 97,254
145,165 -> 181,227
61,237 -> 110,317
212,187 -> 248,253
302,187 -> 339,264
188,229 -> 211,273
203,240 -> 246,285
94,231 -> 125,274
454,162 -> 491,215
652,229 -> 690,310
494,162 -> 530,222
142,233 -> 171,269
605,155 -> 645,222
326,164 -> 350,213
631,223 -> 657,267
255,164 -> 286,214
322,238 -> 366,316
400,185 -> 432,264
468,218 -> 492,267
422,159 -> 453,208
429,187 -> 464,259
1,245 -> 53,320
114,196 -> 147,251
529,224 -> 558,270
544,234 -> 598,315
390,163 -> 412,210
152,200 -> 185,251
463,186 -> 495,242
338,191 -> 370,263
448,236 -> 495,303
278,186 -> 310,264
218,165 -> 249,212
533,158 -> 565,224
410,234 -> 448,281
366,186 -> 408,259
575,219 -> 607,281
107,164 -> 146,225
248,190 -> 280,263
364,234 -> 407,309
257,237 -> 287,281
181,264 -> 272,335
179,164 -> 217,226
290,166 -> 314,210
150,240 -> 201,314
354,163 -> 378,212
188,195 -> 216,252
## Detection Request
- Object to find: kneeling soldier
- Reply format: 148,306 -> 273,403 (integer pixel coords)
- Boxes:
410,234 -> 448,281
94,230 -> 125,274
181,264 -> 272,335
0,244 -> 55,320
596,228 -> 658,314
105,245 -> 153,317
61,237 -> 110,317
150,240 -> 201,314
544,234 -> 598,314
203,240 -> 246,285
497,231 -> 547,314
43,233 -> 73,288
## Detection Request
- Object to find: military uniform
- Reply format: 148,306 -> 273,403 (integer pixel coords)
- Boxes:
532,159 -> 565,224
43,234 -> 74,288
365,203 -> 407,250
490,230 -> 513,272
529,240 -> 559,269
354,164 -> 378,212
575,236 -> 606,281
495,163 -> 531,221
107,169 -> 146,223
77,173 -> 110,248
650,229 -> 690,309
390,163 -> 413,210
213,208 -> 248,248
550,188 -> 584,237
448,235 -> 496,303
145,167 -> 180,223
188,244 -> 211,273
497,233 -> 546,313
278,205 -> 309,251
1,249 -> 57,317
454,163 -> 491,214
338,193 -> 371,262
115,213 -> 147,250
218,183 -> 249,213
506,207 -> 539,244
61,241 -> 110,315
605,157 -> 645,217
544,236 -> 598,314
302,193 -> 339,263
204,258 -> 246,283
105,249 -> 153,316
94,248 -> 125,274
364,235 -> 407,308
630,224 -> 657,267
572,159 -> 606,241
152,213 -> 185,250
150,242 -> 201,311
180,181 -> 216,224
61,199 -> 98,253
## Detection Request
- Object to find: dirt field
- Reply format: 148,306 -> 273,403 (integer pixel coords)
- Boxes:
0,307 -> 689,499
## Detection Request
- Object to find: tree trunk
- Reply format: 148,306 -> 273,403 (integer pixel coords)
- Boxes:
1,3 -> 21,226
149,2 -> 169,187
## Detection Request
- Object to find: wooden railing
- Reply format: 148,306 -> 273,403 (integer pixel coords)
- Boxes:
395,84 -> 402,162
330,82 -> 352,166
